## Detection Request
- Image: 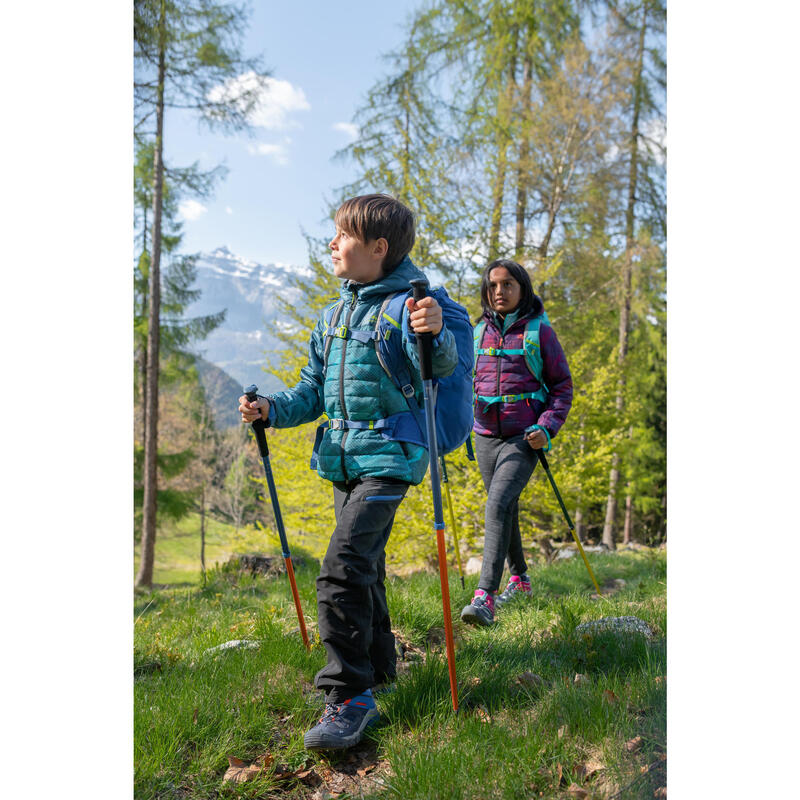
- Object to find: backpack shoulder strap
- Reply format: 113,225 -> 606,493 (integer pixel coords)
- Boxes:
522,315 -> 548,393
473,320 -> 487,352
322,299 -> 345,374
375,289 -> 427,431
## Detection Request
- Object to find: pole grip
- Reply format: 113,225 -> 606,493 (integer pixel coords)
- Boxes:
244,384 -> 269,458
409,278 -> 433,381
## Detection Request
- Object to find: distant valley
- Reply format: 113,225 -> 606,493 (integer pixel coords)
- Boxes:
185,246 -> 313,427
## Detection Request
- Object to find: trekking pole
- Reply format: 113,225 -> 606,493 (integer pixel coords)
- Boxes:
244,385 -> 311,650
440,456 -> 466,590
535,449 -> 602,596
409,278 -> 459,712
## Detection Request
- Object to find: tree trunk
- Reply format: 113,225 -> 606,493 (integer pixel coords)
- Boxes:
601,2 -> 647,550
136,0 -> 166,589
574,506 -> 585,543
488,41 -> 518,260
622,485 -> 633,544
514,46 -> 533,261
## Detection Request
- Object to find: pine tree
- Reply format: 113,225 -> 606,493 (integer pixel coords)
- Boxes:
134,0 -> 268,587
599,0 -> 666,548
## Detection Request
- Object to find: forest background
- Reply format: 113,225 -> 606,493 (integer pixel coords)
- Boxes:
133,0 -> 667,589
4,2 -> 800,798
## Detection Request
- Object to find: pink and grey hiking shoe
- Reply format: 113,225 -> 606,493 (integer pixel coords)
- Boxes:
303,690 -> 379,750
495,573 -> 532,609
460,589 -> 496,626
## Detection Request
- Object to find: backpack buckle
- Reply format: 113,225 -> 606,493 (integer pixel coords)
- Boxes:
334,325 -> 348,339
401,384 -> 415,399
328,418 -> 345,430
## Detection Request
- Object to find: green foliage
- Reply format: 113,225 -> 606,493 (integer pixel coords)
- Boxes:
324,0 -> 667,545
134,0 -> 268,137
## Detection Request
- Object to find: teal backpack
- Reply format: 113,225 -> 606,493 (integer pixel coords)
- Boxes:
472,312 -> 551,408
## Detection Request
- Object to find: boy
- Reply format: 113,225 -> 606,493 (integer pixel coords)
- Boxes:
238,194 -> 457,749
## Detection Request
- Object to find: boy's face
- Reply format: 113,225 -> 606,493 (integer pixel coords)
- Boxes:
329,228 -> 387,284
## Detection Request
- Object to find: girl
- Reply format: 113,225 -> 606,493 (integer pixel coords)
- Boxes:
461,260 -> 573,626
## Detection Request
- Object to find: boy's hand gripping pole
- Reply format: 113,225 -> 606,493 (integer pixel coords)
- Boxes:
244,385 -> 311,650
535,449 -> 602,596
409,279 -> 459,711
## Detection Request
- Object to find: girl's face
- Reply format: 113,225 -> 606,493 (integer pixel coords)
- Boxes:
487,266 -> 522,314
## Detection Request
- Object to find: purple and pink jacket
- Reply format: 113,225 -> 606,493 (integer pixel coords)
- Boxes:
472,296 -> 573,439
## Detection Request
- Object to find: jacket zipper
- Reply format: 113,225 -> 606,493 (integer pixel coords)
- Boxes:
339,287 -> 358,480
495,331 -> 503,438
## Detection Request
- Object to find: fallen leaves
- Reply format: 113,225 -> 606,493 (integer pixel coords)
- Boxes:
221,752 -> 322,786
625,735 -> 643,753
575,756 -> 605,782
654,787 -> 667,797
222,754 -> 271,784
603,689 -> 619,704
573,673 -> 590,686
566,784 -> 589,798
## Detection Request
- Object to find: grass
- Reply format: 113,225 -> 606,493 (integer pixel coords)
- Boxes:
134,514 -> 275,586
134,546 -> 665,799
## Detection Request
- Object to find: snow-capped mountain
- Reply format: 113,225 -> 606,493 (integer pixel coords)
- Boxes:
185,246 -> 314,394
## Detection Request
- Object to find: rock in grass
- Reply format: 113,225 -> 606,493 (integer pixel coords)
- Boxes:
574,616 -> 654,639
464,556 -> 483,575
203,639 -> 261,656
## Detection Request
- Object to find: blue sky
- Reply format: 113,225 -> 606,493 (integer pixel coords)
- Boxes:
167,0 -> 421,267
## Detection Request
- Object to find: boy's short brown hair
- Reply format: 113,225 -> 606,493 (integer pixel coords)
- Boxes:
334,194 -> 416,272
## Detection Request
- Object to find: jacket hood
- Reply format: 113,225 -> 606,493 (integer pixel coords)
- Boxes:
340,255 -> 427,301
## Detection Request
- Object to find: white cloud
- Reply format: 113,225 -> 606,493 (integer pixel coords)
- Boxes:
225,206 -> 233,215
642,117 -> 666,164
178,199 -> 208,221
247,142 -> 290,165
208,72 -> 310,130
332,121 -> 358,140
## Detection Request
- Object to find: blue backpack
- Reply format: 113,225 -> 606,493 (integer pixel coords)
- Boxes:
320,286 -> 474,460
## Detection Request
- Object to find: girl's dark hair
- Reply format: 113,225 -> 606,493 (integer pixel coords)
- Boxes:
479,259 -> 538,319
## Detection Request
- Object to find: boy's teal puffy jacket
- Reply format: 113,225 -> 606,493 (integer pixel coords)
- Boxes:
265,256 -> 458,485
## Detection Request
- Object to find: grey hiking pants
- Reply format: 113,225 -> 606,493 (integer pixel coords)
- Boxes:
314,476 -> 409,704
475,432 -> 539,593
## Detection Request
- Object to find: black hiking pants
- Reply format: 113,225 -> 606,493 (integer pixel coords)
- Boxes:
475,432 -> 539,593
314,476 -> 409,704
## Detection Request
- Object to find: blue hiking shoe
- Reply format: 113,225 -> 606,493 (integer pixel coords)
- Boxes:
495,573 -> 532,609
303,690 -> 380,750
460,589 -> 496,627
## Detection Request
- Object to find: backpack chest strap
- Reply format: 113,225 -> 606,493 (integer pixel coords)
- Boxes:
476,347 -> 528,357
324,324 -> 379,343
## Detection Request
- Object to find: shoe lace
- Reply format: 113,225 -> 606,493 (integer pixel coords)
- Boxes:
473,591 -> 494,611
318,702 -> 342,724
